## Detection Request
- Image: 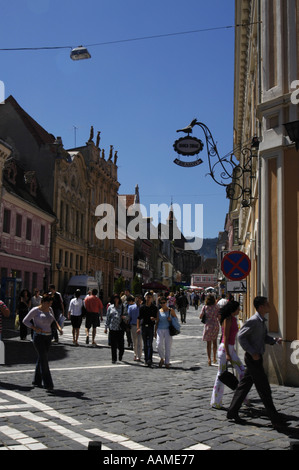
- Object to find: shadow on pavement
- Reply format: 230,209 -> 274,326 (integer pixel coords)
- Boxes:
1,339 -> 69,367
238,407 -> 299,440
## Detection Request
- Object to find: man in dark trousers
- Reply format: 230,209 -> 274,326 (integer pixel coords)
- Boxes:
49,284 -> 64,343
137,292 -> 157,367
177,291 -> 189,323
227,296 -> 284,427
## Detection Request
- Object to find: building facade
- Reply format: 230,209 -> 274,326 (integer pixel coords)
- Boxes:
232,0 -> 299,385
0,158 -> 55,294
114,194 -> 136,290
0,97 -> 121,303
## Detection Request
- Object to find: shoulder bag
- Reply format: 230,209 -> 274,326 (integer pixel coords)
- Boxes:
218,362 -> 239,390
168,310 -> 180,336
201,306 -> 206,324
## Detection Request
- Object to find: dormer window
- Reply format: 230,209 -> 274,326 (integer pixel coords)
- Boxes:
5,161 -> 17,184
24,171 -> 37,197
30,179 -> 37,197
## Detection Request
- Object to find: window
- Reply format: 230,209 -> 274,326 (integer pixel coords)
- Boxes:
26,219 -> 32,240
3,209 -> 11,233
76,211 -> 80,237
233,219 -> 239,245
24,271 -> 30,288
32,273 -> 37,292
1,268 -> 8,280
60,201 -> 64,229
15,214 -> 22,237
40,225 -> 45,245
65,204 -> 69,231
80,214 -> 84,238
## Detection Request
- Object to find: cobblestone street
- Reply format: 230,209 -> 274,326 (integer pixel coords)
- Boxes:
0,306 -> 299,456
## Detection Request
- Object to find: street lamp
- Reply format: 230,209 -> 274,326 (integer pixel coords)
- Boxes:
173,119 -> 259,207
70,46 -> 91,61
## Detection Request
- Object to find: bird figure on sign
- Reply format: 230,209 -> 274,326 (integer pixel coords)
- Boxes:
176,118 -> 198,135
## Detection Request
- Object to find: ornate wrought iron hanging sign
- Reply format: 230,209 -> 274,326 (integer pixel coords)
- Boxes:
173,135 -> 204,167
173,118 -> 259,206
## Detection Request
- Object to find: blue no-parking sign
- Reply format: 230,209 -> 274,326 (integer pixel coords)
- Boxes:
221,251 -> 251,281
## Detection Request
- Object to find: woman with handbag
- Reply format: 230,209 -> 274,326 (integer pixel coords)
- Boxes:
155,296 -> 179,369
104,294 -> 128,363
210,301 -> 247,410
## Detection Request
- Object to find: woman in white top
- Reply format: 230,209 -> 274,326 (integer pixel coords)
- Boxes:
23,294 -> 63,390
68,289 -> 84,346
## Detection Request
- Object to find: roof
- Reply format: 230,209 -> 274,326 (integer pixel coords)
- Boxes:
5,95 -> 56,147
3,160 -> 55,217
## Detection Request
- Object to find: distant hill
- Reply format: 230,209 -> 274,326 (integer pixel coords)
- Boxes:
198,237 -> 218,260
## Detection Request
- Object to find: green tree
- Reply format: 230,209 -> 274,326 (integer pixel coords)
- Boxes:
132,275 -> 142,295
113,276 -> 125,295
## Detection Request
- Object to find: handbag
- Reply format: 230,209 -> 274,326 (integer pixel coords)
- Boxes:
15,314 -> 20,330
168,311 -> 180,336
120,305 -> 129,331
58,314 -> 66,328
201,306 -> 206,324
219,363 -> 239,390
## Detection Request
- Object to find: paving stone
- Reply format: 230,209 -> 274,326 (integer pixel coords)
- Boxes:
1,307 -> 299,451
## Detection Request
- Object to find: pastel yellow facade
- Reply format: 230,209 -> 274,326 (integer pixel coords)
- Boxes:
233,0 -> 299,385
52,139 -> 120,302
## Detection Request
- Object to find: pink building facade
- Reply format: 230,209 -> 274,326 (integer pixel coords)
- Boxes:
0,160 -> 55,294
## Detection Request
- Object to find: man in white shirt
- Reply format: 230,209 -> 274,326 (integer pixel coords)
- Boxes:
217,294 -> 228,308
68,289 -> 84,346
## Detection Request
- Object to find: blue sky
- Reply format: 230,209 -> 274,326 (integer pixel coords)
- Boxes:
0,0 -> 235,239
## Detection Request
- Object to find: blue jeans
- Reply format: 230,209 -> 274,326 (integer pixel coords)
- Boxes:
141,326 -> 154,364
32,333 -> 53,389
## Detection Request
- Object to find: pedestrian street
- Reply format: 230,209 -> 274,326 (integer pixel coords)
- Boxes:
0,306 -> 299,452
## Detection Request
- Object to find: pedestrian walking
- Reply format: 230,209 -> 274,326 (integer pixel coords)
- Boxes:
211,301 -> 247,409
177,291 -> 189,323
200,294 -> 220,366
136,292 -> 158,367
155,296 -> 178,369
227,296 -> 284,427
48,284 -> 64,343
68,289 -> 84,346
29,289 -> 43,339
217,294 -> 228,308
0,300 -> 10,321
127,295 -> 143,361
84,289 -> 103,346
17,289 -> 31,340
31,289 -> 42,308
193,292 -> 200,310
121,289 -> 133,349
0,300 -> 10,336
167,292 -> 176,310
22,294 -> 63,391
104,294 -> 127,363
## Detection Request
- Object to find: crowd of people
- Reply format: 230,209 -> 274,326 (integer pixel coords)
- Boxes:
0,285 -> 285,427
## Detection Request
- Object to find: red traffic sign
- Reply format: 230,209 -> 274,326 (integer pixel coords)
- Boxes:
221,251 -> 251,281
